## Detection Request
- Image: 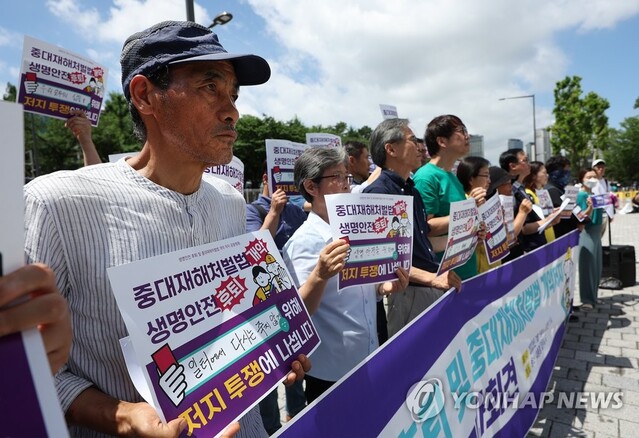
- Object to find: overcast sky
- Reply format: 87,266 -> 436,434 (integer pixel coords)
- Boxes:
2,0 -> 639,164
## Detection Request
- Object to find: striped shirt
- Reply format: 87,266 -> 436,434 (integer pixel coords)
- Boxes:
24,159 -> 266,438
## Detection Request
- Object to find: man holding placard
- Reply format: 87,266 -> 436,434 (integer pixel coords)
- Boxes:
24,21 -> 308,438
364,118 -> 461,337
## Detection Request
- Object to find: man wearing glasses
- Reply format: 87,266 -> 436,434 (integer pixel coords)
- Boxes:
413,115 -> 486,280
364,118 -> 462,337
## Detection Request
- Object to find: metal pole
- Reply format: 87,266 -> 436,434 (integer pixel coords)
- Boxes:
498,94 -> 536,159
185,0 -> 195,21
531,94 -> 537,161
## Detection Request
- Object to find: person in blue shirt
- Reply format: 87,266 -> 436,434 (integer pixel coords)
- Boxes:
245,165 -> 308,433
364,118 -> 461,338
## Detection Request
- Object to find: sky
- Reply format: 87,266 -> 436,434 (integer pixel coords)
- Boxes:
1,0 -> 639,165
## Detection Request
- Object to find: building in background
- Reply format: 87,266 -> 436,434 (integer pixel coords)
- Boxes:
535,128 -> 551,163
469,134 -> 484,157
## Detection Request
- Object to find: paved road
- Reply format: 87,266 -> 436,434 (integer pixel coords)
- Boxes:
529,212 -> 639,437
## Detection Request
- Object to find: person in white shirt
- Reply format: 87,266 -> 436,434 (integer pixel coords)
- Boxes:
283,147 -> 408,403
592,158 -> 614,236
24,21 -> 308,438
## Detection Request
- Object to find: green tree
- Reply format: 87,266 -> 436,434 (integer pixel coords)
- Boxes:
235,114 -> 309,186
549,76 -> 610,174
3,83 -> 17,101
605,117 -> 639,185
92,92 -> 140,158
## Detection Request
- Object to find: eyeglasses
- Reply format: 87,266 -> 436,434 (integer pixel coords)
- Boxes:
316,173 -> 353,185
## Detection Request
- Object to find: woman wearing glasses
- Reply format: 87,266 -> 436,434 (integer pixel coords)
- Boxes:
456,156 -> 493,274
283,147 -> 408,403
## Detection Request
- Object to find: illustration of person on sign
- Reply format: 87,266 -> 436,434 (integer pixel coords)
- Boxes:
252,264 -> 275,305
399,211 -> 412,237
265,253 -> 291,292
387,216 -> 400,238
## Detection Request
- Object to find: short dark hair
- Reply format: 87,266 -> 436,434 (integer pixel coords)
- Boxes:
424,114 -> 464,157
456,156 -> 490,193
499,148 -> 523,172
545,155 -> 571,174
344,140 -> 368,159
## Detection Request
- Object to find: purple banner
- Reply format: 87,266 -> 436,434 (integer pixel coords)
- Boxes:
278,231 -> 580,437
0,333 -> 48,437
148,289 -> 319,437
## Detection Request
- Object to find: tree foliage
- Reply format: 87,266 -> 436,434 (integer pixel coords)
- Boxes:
92,92 -> 140,157
4,81 -> 374,183
549,76 -> 610,174
605,116 -> 639,185
235,115 -> 372,186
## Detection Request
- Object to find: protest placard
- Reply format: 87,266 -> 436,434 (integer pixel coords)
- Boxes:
561,185 -> 579,219
107,231 -> 320,437
499,195 -> 516,246
17,36 -> 107,126
437,198 -> 481,276
379,104 -> 398,119
325,193 -> 413,288
265,139 -> 307,196
478,194 -> 510,265
203,156 -> 245,195
0,101 -> 68,437
535,189 -> 554,217
305,133 -> 342,148
591,193 -> 613,209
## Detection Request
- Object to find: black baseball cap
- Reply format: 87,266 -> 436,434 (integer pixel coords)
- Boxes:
120,21 -> 271,100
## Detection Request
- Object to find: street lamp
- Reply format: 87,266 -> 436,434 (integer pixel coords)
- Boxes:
184,1 -> 233,28
499,94 -> 536,161
208,12 -> 233,28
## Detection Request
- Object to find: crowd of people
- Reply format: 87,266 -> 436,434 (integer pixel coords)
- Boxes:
0,19 -> 617,438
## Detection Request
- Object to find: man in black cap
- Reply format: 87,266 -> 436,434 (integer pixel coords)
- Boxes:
24,21 -> 308,438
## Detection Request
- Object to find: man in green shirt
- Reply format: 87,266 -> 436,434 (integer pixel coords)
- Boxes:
413,114 -> 486,280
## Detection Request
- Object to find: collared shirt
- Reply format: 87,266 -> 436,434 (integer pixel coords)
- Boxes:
364,169 -> 438,272
282,212 -> 378,382
246,194 -> 307,250
24,159 -> 266,438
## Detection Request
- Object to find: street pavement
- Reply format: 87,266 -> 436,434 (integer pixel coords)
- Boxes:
528,212 -> 639,437
272,211 -> 639,437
